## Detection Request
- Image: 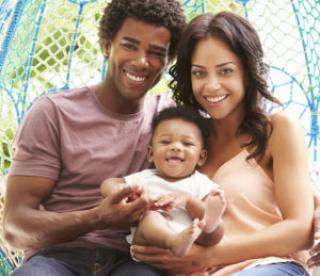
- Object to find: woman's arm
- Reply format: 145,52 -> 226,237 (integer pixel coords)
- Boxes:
308,195 -> 320,267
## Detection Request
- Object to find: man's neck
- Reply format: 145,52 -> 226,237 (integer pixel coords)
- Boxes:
95,81 -> 145,115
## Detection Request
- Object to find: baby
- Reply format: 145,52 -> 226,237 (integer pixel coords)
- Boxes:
101,106 -> 226,257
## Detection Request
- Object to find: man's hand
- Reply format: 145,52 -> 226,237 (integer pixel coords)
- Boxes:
308,194 -> 320,267
97,185 -> 148,229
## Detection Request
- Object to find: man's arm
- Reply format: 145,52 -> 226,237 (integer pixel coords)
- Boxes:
4,175 -> 148,250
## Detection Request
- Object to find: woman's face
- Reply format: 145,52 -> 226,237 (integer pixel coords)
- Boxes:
191,37 -> 246,121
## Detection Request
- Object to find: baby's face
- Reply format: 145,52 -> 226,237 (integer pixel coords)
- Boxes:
149,118 -> 206,182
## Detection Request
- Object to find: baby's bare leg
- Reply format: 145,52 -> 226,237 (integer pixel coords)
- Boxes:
196,191 -> 226,246
134,210 -> 202,257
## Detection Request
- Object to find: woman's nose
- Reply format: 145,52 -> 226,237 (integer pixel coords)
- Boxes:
206,76 -> 221,91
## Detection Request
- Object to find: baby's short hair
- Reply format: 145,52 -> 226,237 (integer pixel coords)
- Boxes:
151,106 -> 211,149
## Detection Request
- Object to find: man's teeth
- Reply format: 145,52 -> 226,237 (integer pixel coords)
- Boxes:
206,95 -> 227,103
126,72 -> 146,82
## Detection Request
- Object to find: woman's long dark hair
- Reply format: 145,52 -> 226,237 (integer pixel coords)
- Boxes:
169,12 -> 282,161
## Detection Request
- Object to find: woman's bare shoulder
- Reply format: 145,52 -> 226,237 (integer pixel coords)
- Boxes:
268,111 -> 306,151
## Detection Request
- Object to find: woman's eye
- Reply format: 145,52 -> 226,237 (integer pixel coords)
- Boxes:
221,68 -> 233,75
191,70 -> 205,77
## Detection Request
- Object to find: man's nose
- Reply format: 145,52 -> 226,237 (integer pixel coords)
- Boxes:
133,51 -> 150,69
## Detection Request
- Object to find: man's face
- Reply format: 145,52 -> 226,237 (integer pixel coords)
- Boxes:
103,17 -> 171,104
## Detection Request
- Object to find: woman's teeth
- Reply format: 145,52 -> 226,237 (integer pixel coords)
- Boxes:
206,95 -> 227,103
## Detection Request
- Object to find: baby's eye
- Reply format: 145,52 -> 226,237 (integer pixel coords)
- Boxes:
159,140 -> 170,145
183,141 -> 195,146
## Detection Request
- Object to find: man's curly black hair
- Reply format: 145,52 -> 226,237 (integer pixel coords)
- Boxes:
98,0 -> 185,59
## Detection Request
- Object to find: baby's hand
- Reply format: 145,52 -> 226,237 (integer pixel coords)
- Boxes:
153,193 -> 190,210
126,184 -> 145,202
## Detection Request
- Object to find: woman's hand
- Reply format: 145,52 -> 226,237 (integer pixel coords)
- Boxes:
308,194 -> 320,267
130,244 -> 211,274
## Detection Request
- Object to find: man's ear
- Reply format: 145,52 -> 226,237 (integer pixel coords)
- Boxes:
147,145 -> 154,163
100,39 -> 111,58
197,149 -> 207,167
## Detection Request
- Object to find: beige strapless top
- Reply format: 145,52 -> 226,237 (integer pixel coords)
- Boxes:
210,149 -> 309,275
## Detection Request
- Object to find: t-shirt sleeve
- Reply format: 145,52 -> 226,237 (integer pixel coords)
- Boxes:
124,172 -> 139,184
193,172 -> 220,200
9,96 -> 61,180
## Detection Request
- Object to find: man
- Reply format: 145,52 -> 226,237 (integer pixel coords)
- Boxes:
3,0 -> 185,275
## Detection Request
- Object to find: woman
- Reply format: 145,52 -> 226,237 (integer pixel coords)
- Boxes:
131,12 -> 313,275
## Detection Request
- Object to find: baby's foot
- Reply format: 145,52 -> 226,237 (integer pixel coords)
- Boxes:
168,219 -> 202,257
203,191 -> 226,234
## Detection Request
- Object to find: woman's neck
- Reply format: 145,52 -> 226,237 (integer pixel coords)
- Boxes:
211,114 -> 243,140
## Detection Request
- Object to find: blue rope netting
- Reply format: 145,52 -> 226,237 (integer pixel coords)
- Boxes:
0,0 -> 319,273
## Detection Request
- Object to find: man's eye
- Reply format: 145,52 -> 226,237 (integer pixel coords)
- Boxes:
122,43 -> 136,50
149,50 -> 165,58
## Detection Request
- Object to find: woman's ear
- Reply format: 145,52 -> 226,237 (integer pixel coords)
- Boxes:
197,149 -> 207,167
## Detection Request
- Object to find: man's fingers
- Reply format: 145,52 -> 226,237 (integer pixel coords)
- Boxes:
127,195 -> 148,214
111,185 -> 143,204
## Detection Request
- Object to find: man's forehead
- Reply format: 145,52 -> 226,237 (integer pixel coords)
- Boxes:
121,36 -> 169,51
115,17 -> 171,46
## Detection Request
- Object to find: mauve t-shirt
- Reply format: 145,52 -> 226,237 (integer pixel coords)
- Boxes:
9,85 -> 173,256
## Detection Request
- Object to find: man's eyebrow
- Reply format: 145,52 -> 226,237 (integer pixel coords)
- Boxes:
122,36 -> 139,44
122,36 -> 167,53
149,44 -> 168,53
